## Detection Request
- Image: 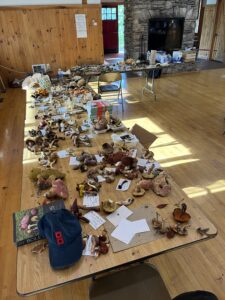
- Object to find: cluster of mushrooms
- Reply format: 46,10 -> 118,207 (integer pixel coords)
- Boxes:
73,141 -> 171,207
152,203 -> 191,239
29,168 -> 68,204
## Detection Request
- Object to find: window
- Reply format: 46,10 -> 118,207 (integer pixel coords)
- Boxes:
102,7 -> 117,21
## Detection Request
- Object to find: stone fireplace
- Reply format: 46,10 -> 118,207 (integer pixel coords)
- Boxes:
124,0 -> 200,60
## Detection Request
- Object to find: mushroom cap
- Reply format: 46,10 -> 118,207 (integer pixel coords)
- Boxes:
102,200 -> 117,213
132,187 -> 145,197
173,208 -> 191,223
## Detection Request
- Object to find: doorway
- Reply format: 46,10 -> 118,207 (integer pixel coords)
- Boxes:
102,4 -> 124,63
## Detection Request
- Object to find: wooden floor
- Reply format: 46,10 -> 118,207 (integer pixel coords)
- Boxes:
1,68 -> 225,299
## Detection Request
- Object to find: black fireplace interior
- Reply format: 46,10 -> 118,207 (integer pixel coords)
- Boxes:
148,18 -> 185,51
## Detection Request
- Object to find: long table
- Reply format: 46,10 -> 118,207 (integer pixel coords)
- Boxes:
71,63 -> 165,100
17,90 -> 217,296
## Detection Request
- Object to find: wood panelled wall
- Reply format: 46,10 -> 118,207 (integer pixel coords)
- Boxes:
198,5 -> 217,59
212,0 -> 225,61
199,0 -> 225,62
0,5 -> 104,83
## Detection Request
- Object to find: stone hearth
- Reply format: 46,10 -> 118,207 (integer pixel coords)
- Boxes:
125,0 -> 200,60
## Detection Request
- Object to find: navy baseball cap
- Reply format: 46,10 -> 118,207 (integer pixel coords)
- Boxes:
38,209 -> 83,270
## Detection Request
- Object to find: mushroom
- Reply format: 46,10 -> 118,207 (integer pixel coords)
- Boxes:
173,203 -> 191,223
138,179 -> 152,191
102,199 -> 117,213
132,185 -> 145,197
116,197 -> 134,206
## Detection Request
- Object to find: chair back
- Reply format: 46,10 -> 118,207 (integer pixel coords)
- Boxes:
99,72 -> 121,83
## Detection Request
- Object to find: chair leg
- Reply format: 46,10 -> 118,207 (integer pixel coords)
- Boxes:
120,89 -> 124,113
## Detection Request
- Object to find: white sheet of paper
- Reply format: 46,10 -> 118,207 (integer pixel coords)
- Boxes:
111,219 -> 136,244
69,156 -> 80,166
106,205 -> 133,227
83,194 -> 100,208
39,105 -> 48,111
82,235 -> 96,257
57,150 -> 69,158
116,179 -> 131,191
129,149 -> 137,158
105,167 -> 116,173
75,14 -> 87,38
95,154 -> 104,163
131,219 -> 150,234
58,107 -> 67,114
137,158 -> 148,167
146,161 -> 161,171
84,211 -> 105,230
97,175 -> 106,183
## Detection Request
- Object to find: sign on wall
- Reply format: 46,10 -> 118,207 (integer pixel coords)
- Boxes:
75,14 -> 87,38
0,0 -> 82,6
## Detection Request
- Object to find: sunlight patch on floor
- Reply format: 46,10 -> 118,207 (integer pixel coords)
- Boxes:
123,117 -> 192,161
207,180 -> 225,194
183,186 -> 208,198
161,158 -> 199,168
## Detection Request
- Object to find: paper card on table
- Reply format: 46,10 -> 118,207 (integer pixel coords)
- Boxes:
57,150 -> 69,158
82,235 -> 97,257
116,179 -> 131,191
129,149 -> 137,158
137,158 -> 148,167
146,161 -> 161,171
131,219 -> 150,234
84,211 -> 105,230
40,129 -> 46,136
106,205 -> 133,227
111,219 -> 135,244
39,105 -> 48,111
95,154 -> 104,163
69,157 -> 80,166
83,194 -> 100,208
58,107 -> 67,114
97,175 -> 106,183
105,167 -> 116,173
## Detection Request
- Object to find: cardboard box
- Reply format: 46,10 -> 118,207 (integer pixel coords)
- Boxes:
130,124 -> 157,148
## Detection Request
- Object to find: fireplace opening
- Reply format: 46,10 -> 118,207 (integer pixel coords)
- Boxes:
148,18 -> 185,52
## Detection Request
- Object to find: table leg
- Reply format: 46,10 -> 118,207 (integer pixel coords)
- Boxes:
142,70 -> 157,101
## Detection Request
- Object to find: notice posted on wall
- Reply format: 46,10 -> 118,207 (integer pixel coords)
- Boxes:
75,14 -> 87,38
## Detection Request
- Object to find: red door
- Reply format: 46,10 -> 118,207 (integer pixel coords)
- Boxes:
102,5 -> 118,53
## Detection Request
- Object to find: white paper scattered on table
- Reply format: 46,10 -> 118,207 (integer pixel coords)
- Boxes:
57,150 -> 69,158
97,175 -> 106,183
111,218 -> 150,244
95,154 -> 104,163
84,211 -> 105,230
106,205 -> 133,227
116,179 -> 131,191
57,107 -> 67,114
146,161 -> 161,171
129,149 -> 137,158
39,105 -> 48,111
111,219 -> 135,244
75,14 -> 87,38
69,156 -> 80,166
82,235 -> 96,257
105,167 -> 116,173
83,194 -> 100,208
137,158 -> 148,167
131,219 -> 150,234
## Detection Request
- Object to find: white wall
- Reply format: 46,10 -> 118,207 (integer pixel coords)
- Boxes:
0,0 -> 82,6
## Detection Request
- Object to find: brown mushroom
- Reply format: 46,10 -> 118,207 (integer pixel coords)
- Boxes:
102,199 -> 117,213
173,203 -> 191,223
132,185 -> 145,197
